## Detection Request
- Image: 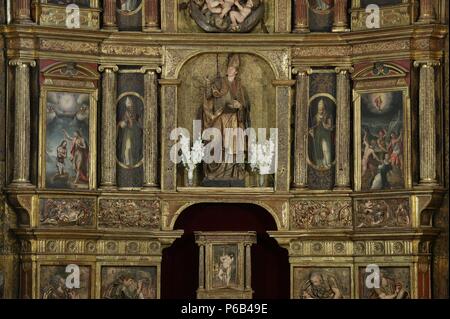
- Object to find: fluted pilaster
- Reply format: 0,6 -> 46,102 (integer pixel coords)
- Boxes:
414,60 -> 440,185
99,64 -> 118,188
9,59 -> 36,187
335,66 -> 353,189
293,67 -> 312,188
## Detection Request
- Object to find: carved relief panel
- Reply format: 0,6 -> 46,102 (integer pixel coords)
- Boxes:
35,0 -> 100,30
351,0 -> 414,31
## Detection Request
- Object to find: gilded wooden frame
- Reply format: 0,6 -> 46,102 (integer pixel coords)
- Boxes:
96,260 -> 161,299
290,262 -> 355,299
353,86 -> 411,191
354,261 -> 416,299
36,260 -> 96,299
38,86 -> 98,190
35,0 -> 101,30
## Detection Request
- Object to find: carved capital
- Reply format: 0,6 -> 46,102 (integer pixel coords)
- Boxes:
140,66 -> 163,74
413,60 -> 440,68
98,64 -> 119,73
9,59 -> 36,68
335,66 -> 354,75
292,67 -> 313,76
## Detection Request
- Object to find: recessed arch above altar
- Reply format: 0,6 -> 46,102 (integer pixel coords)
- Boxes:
162,46 -> 290,80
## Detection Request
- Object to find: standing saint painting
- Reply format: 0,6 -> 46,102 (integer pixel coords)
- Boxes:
116,96 -> 144,168
308,98 -> 335,169
45,92 -> 90,189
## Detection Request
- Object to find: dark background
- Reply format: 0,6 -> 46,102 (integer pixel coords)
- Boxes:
161,203 -> 290,299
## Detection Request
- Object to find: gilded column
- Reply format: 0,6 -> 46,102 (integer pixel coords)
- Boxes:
292,68 -> 311,189
273,80 -> 296,192
414,60 -> 440,185
143,68 -> 160,188
103,0 -> 118,30
99,65 -> 118,189
9,59 -> 35,188
144,0 -> 160,31
293,0 -> 309,33
198,244 -> 205,290
12,0 -> 32,24
335,66 -> 353,189
159,79 -> 180,192
417,0 -> 436,23
332,0 -> 349,32
245,244 -> 251,290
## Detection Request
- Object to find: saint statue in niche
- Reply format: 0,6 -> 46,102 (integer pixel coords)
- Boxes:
308,98 -> 335,170
202,54 -> 250,187
117,96 -> 143,168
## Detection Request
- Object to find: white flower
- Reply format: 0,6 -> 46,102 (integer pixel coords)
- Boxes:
179,135 -> 205,170
249,138 -> 276,175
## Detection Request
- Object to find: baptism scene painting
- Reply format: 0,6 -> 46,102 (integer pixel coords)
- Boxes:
44,91 -> 90,189
186,0 -> 265,32
359,267 -> 410,299
360,91 -> 404,191
293,267 -> 351,299
101,266 -> 157,299
212,244 -> 238,289
177,53 -> 276,188
39,266 -> 91,299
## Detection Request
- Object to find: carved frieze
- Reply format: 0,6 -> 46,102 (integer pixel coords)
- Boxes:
98,199 -> 161,230
39,198 -> 95,227
355,198 -> 411,229
40,39 -> 99,54
289,240 -> 352,256
100,44 -> 161,57
38,5 -> 100,30
290,200 -> 352,230
351,4 -> 412,31
30,239 -> 161,255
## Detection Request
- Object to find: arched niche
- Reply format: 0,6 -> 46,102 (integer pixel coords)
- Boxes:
176,53 -> 277,187
161,203 -> 289,299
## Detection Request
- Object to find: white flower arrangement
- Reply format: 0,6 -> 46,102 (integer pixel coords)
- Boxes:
179,135 -> 205,185
249,138 -> 277,175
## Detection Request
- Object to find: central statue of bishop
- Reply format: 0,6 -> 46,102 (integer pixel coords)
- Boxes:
202,54 -> 250,187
